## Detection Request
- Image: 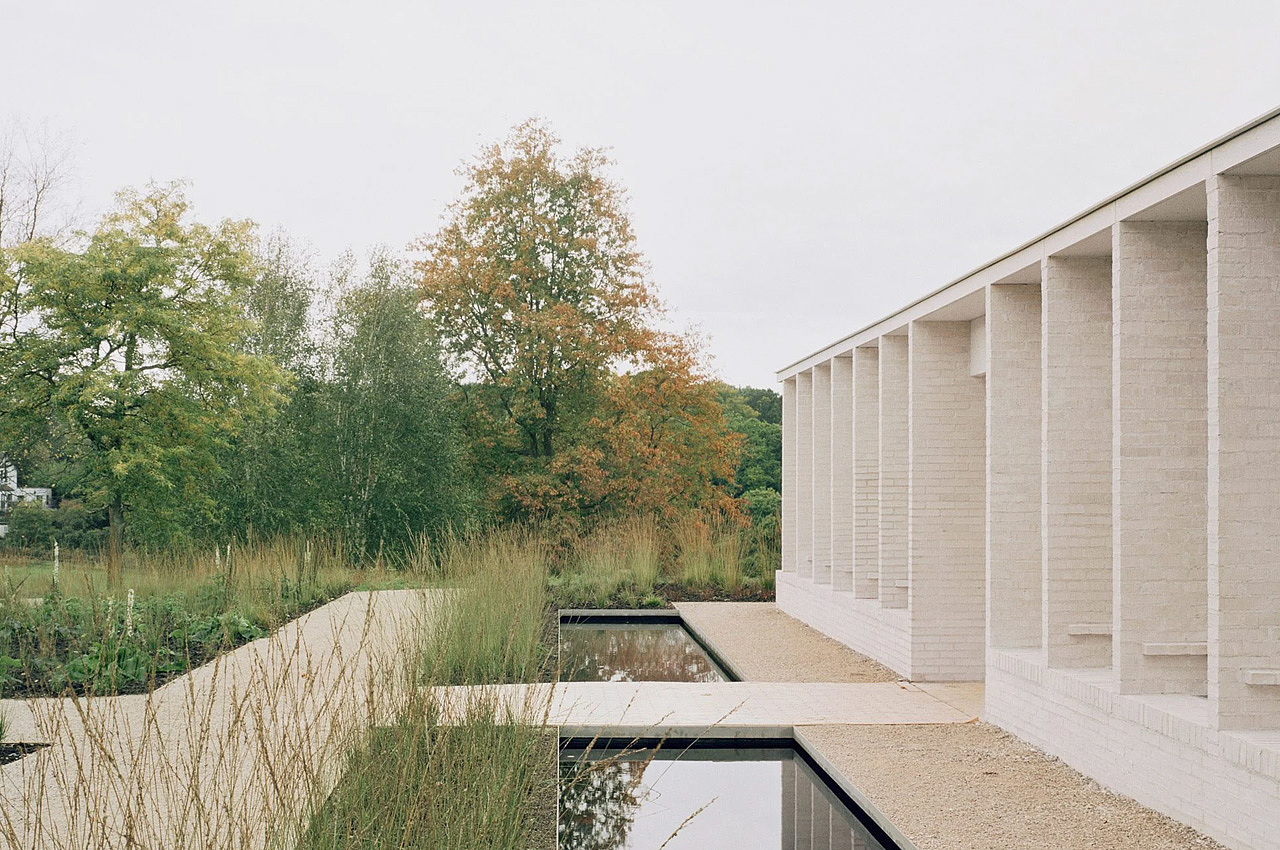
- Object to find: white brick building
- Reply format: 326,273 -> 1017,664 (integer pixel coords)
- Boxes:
779,108 -> 1280,850
0,461 -> 53,537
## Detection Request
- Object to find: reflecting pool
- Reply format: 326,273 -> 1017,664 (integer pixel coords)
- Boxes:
558,745 -> 892,850
559,622 -> 729,683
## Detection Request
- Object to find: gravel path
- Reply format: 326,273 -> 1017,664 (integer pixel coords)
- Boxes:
674,602 -> 899,683
803,724 -> 1228,850
679,601 -> 1228,850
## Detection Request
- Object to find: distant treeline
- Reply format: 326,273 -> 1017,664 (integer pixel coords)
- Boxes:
0,121 -> 780,566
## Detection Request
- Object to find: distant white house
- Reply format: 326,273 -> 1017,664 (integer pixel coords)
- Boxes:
0,461 -> 53,537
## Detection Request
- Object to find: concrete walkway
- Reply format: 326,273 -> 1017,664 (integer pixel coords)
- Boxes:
0,594 -> 1231,850
444,680 -> 969,736
0,589 -> 430,850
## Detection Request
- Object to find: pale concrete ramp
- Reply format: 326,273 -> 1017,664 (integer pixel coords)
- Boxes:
0,589 -> 431,850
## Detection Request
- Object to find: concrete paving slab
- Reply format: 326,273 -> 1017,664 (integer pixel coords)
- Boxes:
0,589 -> 431,850
439,680 -> 970,733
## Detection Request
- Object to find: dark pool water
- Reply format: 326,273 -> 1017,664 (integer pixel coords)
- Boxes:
559,622 -> 729,683
559,746 -> 891,850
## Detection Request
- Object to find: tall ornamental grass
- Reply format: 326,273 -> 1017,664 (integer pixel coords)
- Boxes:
424,528 -> 551,685
303,528 -> 557,849
0,537 -> 376,697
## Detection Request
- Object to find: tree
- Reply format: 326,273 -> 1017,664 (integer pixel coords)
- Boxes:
735,385 -> 781,425
0,120 -> 77,249
416,120 -> 740,526
717,385 -> 781,496
319,250 -> 475,556
0,183 -> 282,581
215,232 -> 325,539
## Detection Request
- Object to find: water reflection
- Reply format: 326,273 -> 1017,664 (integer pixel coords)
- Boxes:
559,623 -> 728,682
558,747 -> 890,850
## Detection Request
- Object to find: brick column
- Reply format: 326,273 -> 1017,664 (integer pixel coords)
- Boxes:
812,362 -> 833,585
781,758 -> 796,850
831,356 -> 854,591
878,335 -> 909,608
782,377 -> 797,573
909,320 -> 987,681
1042,256 -> 1113,668
986,284 -> 1043,651
794,761 -> 813,850
854,346 -> 881,599
796,370 -> 814,579
1113,220 -> 1208,696
1207,173 -> 1280,730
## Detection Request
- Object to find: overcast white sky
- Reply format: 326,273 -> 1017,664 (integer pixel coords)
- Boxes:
5,1 -> 1280,387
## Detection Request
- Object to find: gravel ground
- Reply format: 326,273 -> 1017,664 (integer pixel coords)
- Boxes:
678,601 -> 1228,850
803,724 -> 1228,850
674,602 -> 900,683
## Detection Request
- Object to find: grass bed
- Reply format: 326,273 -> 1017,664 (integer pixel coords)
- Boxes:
0,538 -> 404,697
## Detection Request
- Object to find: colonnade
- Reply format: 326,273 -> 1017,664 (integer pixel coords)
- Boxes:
781,173 -> 1280,735
780,757 -> 879,850
778,128 -> 1280,843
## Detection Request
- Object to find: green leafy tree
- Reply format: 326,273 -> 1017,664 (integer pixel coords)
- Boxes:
319,250 -> 475,556
717,385 -> 781,496
0,183 -> 283,581
216,232 -> 326,538
735,386 -> 781,425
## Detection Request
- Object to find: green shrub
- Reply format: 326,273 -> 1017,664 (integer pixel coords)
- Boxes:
2,500 -> 108,553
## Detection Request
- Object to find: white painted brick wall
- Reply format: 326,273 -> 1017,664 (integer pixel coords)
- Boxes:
831,356 -> 854,592
878,335 -> 909,609
796,371 -> 814,579
1207,173 -> 1280,731
1113,221 -> 1208,696
854,347 -> 880,600
813,363 -> 833,585
1042,256 -> 1113,668
908,320 -> 986,682
986,285 -> 1042,650
986,652 -> 1280,850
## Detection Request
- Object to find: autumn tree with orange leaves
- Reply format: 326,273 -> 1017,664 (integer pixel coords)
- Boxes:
416,120 -> 741,529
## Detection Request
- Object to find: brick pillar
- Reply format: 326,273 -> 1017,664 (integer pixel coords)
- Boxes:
1042,256 -> 1114,668
909,320 -> 987,681
987,284 -> 1043,651
854,346 -> 881,599
812,362 -> 833,585
782,377 -> 797,573
796,370 -> 814,579
831,356 -> 854,591
831,814 -> 853,850
781,758 -> 796,850
810,783 -> 831,850
1113,220 -> 1208,695
1207,174 -> 1280,730
794,762 -> 813,850
878,335 -> 909,608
